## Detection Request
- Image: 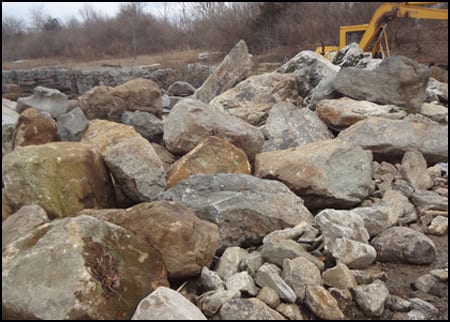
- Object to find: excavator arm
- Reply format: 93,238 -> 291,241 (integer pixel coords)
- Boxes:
356,2 -> 448,57
316,2 -> 448,59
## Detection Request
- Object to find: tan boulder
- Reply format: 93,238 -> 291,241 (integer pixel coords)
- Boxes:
79,78 -> 162,121
255,139 -> 373,209
12,107 -> 57,148
82,120 -> 166,202
81,201 -> 220,279
2,142 -> 116,219
209,72 -> 300,125
316,97 -> 406,129
167,136 -> 251,188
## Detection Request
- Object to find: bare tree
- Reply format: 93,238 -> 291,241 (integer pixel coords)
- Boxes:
29,4 -> 48,32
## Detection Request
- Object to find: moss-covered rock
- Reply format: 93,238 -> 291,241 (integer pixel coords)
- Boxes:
2,142 -> 116,218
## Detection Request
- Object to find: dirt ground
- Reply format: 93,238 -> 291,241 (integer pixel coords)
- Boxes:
344,234 -> 448,320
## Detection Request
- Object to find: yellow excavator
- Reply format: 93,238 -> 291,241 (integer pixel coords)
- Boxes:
316,2 -> 448,60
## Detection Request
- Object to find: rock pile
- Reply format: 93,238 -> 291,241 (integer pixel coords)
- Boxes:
2,40 -> 448,320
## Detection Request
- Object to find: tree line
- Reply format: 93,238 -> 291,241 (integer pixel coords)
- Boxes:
2,2 -> 447,64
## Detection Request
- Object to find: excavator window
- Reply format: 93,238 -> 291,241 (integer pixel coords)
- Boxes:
345,31 -> 365,47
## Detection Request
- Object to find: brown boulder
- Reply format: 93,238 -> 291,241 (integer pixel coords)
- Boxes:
12,107 -> 57,148
167,136 -> 251,188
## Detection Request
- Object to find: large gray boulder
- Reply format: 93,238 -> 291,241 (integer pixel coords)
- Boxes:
158,173 -> 313,249
255,139 -> 373,209
2,215 -> 169,320
262,102 -> 333,152
338,117 -> 448,164
56,107 -> 89,141
16,86 -> 68,118
193,40 -> 252,103
334,56 -> 430,113
209,72 -> 300,125
163,98 -> 264,160
276,50 -> 340,97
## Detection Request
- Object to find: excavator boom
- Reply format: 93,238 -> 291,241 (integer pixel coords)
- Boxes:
316,2 -> 448,59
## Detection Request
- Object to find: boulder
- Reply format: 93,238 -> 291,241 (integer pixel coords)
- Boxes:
334,56 -> 430,113
255,263 -> 297,304
219,298 -> 286,320
332,42 -> 366,67
167,136 -> 251,188
316,97 -> 406,129
193,40 -> 252,103
255,139 -> 373,209
276,50 -> 340,97
12,107 -> 57,148
262,102 -> 333,152
79,78 -> 162,122
103,137 -> 166,201
81,119 -> 166,202
120,110 -> 163,143
2,142 -> 116,219
79,201 -> 219,279
2,99 -> 19,151
56,107 -> 88,141
2,204 -> 50,250
159,173 -> 313,249
400,151 -> 433,191
353,280 -> 390,317
163,98 -> 264,160
132,287 -> 206,320
338,117 -> 448,164
282,257 -> 323,301
2,215 -> 168,320
304,286 -> 345,320
209,72 -> 300,125
315,208 -> 376,269
16,86 -> 68,118
420,103 -> 448,124
167,81 -> 196,97
371,226 -> 437,264
216,246 -> 249,282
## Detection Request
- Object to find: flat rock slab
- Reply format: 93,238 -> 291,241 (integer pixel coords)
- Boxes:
16,85 -> 68,118
316,97 -> 406,129
159,173 -> 313,249
338,117 -> 448,164
255,139 -> 373,209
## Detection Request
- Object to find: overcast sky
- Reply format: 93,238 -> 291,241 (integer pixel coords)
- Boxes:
2,2 -> 177,25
